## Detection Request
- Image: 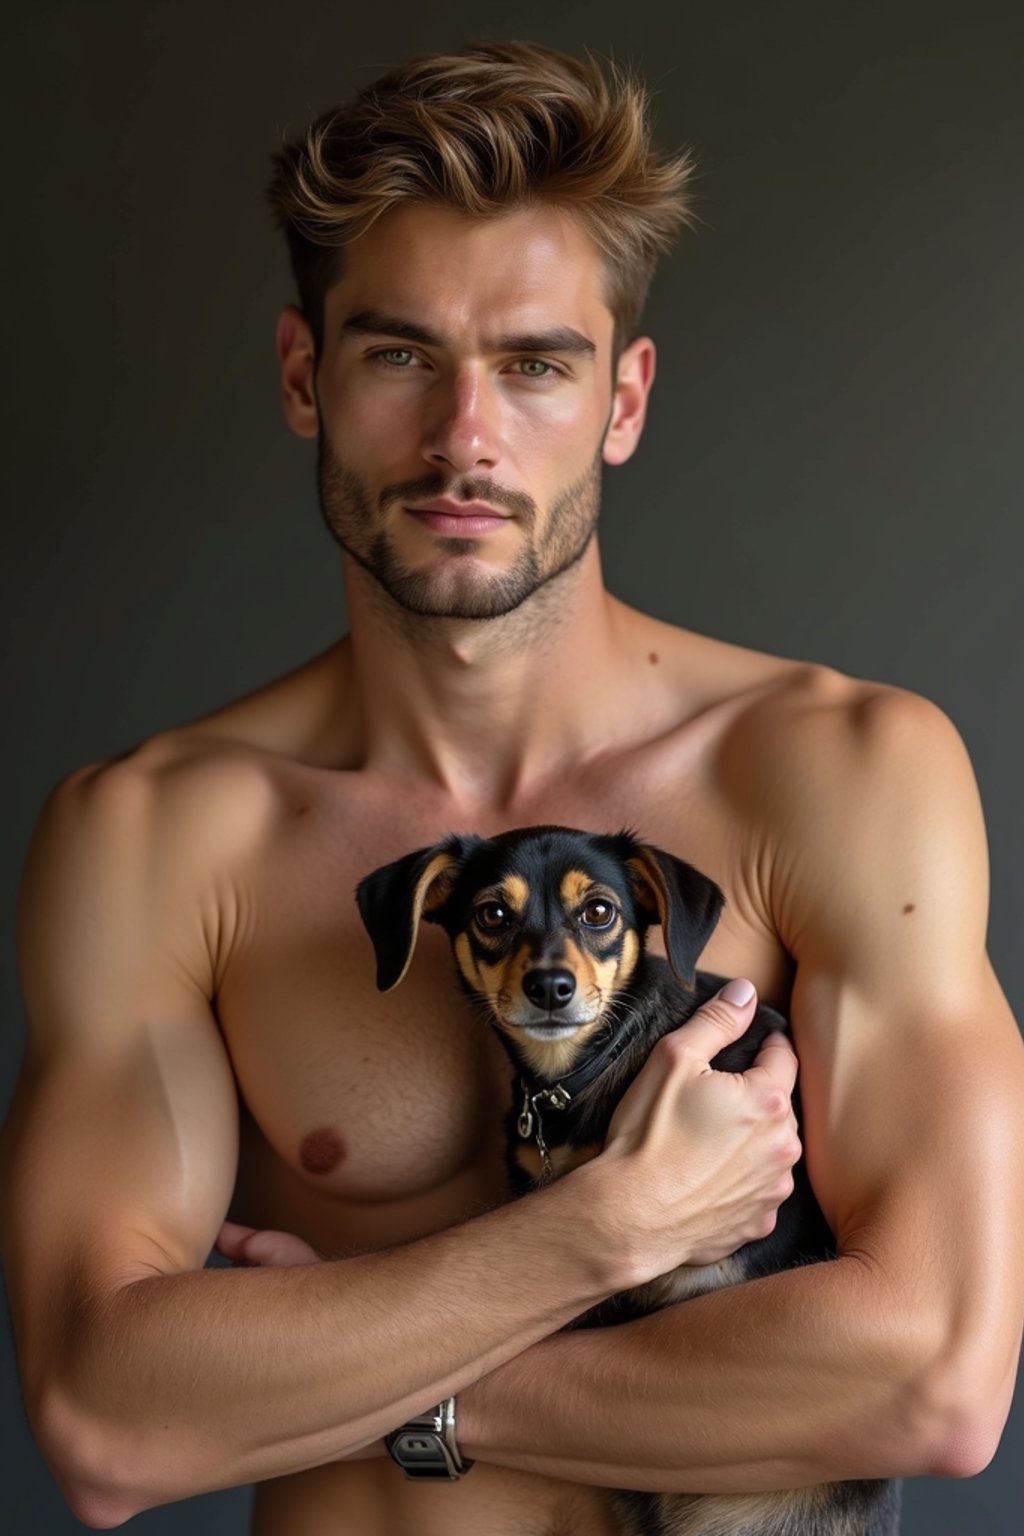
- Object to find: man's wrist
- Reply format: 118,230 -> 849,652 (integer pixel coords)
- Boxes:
557,1154 -> 659,1294
452,1382 -> 485,1460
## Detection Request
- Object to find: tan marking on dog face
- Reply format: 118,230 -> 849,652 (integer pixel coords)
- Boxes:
501,873 -> 529,913
504,934 -> 625,1044
453,933 -> 482,990
474,953 -> 509,1006
560,869 -> 593,912
566,938 -> 624,1017
486,942 -> 536,1010
616,928 -> 640,989
589,949 -> 621,996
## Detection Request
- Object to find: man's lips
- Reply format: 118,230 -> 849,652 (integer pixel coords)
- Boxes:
405,498 -> 513,536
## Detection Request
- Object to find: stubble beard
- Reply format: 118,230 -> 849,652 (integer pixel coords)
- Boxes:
316,434 -> 603,621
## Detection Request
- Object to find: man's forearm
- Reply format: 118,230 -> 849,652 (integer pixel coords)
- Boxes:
458,1248 -> 1009,1493
461,991 -> 1024,1496
42,1178 -> 613,1523
10,983 -> 801,1523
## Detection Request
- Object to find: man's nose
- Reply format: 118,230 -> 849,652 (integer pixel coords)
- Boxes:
422,368 -> 502,474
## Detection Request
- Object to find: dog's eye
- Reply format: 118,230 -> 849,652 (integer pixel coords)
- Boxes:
475,902 -> 510,931
581,899 -> 616,928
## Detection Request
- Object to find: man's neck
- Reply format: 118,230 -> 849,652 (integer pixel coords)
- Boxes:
341,541 -> 640,811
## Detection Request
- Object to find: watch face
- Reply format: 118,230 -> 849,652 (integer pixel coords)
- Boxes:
393,1430 -> 445,1466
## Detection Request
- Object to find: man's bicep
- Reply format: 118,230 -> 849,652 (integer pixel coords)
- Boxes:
792,957 -> 1016,1239
2,761 -> 240,1397
4,1012 -> 239,1352
778,692 -> 1024,1385
767,692 -> 988,1206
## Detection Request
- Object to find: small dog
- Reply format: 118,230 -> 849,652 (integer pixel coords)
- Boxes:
357,825 -> 899,1536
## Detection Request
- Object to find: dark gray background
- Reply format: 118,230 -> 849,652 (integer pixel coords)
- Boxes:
2,0 -> 1021,1530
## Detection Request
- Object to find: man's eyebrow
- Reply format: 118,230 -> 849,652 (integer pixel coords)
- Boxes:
341,310 -> 597,358
342,311 -> 443,346
494,327 -> 596,358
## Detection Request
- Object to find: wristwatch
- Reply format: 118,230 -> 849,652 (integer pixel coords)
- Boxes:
385,1396 -> 474,1479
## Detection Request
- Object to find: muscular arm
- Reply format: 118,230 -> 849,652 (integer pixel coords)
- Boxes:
458,687 -> 1024,1490
0,752 -> 795,1526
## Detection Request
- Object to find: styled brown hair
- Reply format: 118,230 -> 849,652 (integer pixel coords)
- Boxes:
267,41 -> 694,356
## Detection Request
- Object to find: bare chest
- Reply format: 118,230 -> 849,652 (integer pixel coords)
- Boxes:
216,753 -> 790,1249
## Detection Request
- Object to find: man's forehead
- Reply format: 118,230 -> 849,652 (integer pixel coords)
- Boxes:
323,203 -> 615,349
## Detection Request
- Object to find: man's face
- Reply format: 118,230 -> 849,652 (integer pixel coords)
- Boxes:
286,203 -> 650,621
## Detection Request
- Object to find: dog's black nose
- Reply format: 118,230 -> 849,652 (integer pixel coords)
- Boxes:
522,968 -> 576,1010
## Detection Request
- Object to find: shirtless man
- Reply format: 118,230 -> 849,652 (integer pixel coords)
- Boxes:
3,40 -> 1022,1536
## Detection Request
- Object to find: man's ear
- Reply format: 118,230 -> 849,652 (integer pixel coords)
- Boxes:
602,336 -> 656,467
355,838 -> 474,992
276,304 -> 319,440
627,843 -> 724,989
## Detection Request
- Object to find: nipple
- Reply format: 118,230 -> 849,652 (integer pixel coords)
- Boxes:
299,1127 -> 346,1175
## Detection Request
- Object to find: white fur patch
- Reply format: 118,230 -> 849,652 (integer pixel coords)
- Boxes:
627,1255 -> 747,1311
627,1485 -> 836,1536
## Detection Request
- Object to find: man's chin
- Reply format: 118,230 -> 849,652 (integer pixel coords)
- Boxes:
352,543 -> 545,621
373,577 -> 538,622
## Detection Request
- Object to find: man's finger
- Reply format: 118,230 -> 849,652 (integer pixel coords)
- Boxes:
244,1228 -> 321,1266
215,1221 -> 320,1267
215,1221 -> 257,1261
605,979 -> 765,1144
749,1027 -> 799,1095
669,978 -> 760,1065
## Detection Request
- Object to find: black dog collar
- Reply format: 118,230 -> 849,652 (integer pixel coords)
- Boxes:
515,1017 -> 638,1178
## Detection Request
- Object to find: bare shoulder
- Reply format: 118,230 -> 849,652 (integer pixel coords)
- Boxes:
628,610 -> 979,835
635,608 -> 974,797
713,658 -> 979,822
20,729 -> 289,1029
32,728 -> 280,874
709,663 -> 989,981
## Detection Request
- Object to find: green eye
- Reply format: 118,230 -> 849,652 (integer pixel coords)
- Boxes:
476,902 -> 510,931
581,899 -> 616,928
377,348 -> 415,367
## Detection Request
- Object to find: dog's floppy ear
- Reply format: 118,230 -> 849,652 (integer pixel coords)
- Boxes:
628,843 -> 724,989
356,838 -> 471,992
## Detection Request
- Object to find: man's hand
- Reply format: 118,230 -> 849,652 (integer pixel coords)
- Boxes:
215,1220 -> 320,1267
590,978 -> 801,1281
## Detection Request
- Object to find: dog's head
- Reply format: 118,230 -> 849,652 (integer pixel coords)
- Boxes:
356,826 -> 723,1074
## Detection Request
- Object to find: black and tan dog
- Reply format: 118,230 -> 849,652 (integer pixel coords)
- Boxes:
356,825 -> 899,1536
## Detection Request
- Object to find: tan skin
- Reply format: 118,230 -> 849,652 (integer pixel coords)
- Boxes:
2,203 -> 1022,1536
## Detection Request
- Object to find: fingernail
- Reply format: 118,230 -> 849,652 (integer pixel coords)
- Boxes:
719,977 -> 756,1006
